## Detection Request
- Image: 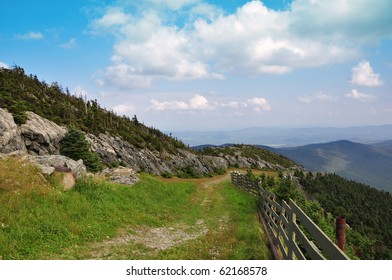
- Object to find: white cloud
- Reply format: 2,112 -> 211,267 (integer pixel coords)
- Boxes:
150,94 -> 211,111
247,97 -> 272,112
298,92 -> 338,103
346,89 -> 376,102
16,32 -> 44,40
350,61 -> 384,87
92,7 -> 130,29
60,38 -> 78,49
0,62 -> 9,69
113,104 -> 136,114
91,0 -> 392,89
149,94 -> 272,115
73,86 -> 89,97
151,99 -> 189,111
100,64 -> 153,89
189,94 -> 210,109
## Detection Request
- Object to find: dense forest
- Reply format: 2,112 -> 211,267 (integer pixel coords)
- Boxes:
0,66 -> 187,154
296,172 -> 392,259
254,170 -> 392,259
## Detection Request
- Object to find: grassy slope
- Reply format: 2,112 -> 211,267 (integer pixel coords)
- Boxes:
0,158 -> 271,260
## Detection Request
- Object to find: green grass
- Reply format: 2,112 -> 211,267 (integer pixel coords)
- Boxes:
0,157 -> 271,260
144,180 -> 271,260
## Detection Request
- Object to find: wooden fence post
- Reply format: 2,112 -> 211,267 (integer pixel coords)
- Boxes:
335,216 -> 346,252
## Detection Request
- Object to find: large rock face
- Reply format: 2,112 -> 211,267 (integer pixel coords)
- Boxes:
84,132 -> 280,176
20,111 -> 67,155
0,108 -> 26,153
1,107 -> 290,178
85,133 -> 229,176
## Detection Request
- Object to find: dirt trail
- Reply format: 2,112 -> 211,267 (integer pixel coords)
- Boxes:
160,172 -> 232,188
87,173 -> 233,259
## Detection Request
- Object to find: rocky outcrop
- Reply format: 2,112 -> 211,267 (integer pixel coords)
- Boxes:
85,132 -> 229,176
0,109 -> 67,155
84,131 -> 284,176
28,155 -> 86,179
0,151 -> 87,182
20,111 -> 67,155
0,108 -> 26,153
101,167 -> 139,186
1,107 -> 292,179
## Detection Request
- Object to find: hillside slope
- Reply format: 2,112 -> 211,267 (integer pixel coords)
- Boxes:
270,140 -> 392,192
0,66 -> 298,177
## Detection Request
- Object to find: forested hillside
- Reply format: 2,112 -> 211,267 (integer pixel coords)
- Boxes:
296,172 -> 392,259
270,140 -> 392,192
249,169 -> 392,259
0,66 -> 187,154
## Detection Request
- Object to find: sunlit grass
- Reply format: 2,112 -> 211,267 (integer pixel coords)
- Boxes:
0,157 -> 271,260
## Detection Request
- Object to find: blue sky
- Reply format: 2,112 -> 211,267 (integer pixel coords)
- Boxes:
1,0 -> 391,131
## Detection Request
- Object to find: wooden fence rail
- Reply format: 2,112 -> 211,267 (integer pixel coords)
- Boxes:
230,171 -> 349,260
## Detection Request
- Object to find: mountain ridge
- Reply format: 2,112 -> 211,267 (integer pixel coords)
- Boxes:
265,140 -> 392,192
193,140 -> 392,192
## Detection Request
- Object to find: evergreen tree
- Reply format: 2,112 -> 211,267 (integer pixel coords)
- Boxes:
60,126 -> 103,172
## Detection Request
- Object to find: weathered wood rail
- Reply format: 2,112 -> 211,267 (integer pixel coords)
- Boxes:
230,171 -> 349,260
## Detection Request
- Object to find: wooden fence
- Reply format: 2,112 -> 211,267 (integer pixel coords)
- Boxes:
230,171 -> 349,260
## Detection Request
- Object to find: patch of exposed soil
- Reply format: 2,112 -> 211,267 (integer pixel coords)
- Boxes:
90,220 -> 208,259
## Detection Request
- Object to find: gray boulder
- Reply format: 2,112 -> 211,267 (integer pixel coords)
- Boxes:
0,108 -> 27,153
101,166 -> 139,186
20,111 -> 67,155
28,155 -> 87,179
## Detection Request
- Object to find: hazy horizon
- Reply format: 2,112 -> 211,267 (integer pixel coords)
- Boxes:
169,124 -> 392,147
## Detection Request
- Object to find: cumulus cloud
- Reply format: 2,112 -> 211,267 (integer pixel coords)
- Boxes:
298,92 -> 338,103
149,94 -> 271,113
346,89 -> 376,102
99,64 -> 153,89
91,0 -> 392,89
16,32 -> 44,40
150,94 -> 211,111
189,94 -> 210,109
113,104 -> 136,114
351,61 -> 384,87
247,97 -> 272,112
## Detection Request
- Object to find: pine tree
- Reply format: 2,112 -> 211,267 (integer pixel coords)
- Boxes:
60,126 -> 103,172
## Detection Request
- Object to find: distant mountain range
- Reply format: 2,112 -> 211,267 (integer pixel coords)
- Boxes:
184,126 -> 392,192
267,140 -> 392,192
173,125 -> 392,147
193,140 -> 392,192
